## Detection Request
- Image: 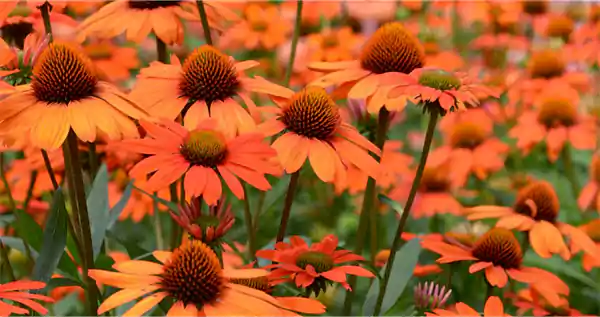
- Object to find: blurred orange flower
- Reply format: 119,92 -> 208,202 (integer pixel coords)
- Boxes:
84,40 -> 139,83
427,296 -> 508,317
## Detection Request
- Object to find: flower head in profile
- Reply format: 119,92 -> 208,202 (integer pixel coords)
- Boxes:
0,42 -> 147,149
259,86 -> 380,184
427,296 -> 508,317
308,22 -> 425,113
414,281 -> 452,312
130,45 -> 288,138
578,220 -> 600,272
171,196 -> 234,246
422,228 -> 569,305
0,280 -> 54,316
510,288 -> 583,316
117,119 -> 279,206
89,240 -> 326,316
256,235 -> 374,296
465,180 -> 598,261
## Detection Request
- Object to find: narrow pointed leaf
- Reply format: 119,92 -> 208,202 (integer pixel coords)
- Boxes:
87,164 -> 110,259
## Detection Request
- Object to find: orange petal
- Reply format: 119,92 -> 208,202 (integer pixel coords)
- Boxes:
484,265 -> 507,288
113,260 -> 164,275
530,221 -> 570,260
122,292 -> 168,317
98,287 -> 158,315
483,296 -> 505,317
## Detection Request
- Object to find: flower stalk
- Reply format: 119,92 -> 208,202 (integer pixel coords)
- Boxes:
372,109 -> 439,316
276,171 -> 301,243
284,0 -> 304,86
196,0 -> 213,45
562,143 -> 580,198
242,185 -> 256,262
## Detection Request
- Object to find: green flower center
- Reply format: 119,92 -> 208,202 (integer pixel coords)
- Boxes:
180,131 -> 227,167
296,251 -> 334,273
418,71 -> 462,91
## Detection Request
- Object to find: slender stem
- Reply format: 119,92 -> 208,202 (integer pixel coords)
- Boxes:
276,171 -> 300,242
372,110 -> 439,316
485,282 -> 494,299
562,143 -> 580,199
155,37 -> 168,64
153,193 -> 165,250
22,171 -> 38,211
41,150 -> 59,189
0,244 -> 15,281
88,143 -> 98,181
62,130 -> 98,316
342,108 -> 389,315
169,183 -> 180,248
283,0 -> 304,86
0,155 -> 16,211
38,1 -> 53,42
196,0 -> 213,45
242,185 -> 256,263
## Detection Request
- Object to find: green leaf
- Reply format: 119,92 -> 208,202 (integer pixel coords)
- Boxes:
362,238 -> 422,316
0,236 -> 38,257
133,185 -> 179,212
46,277 -> 83,290
379,194 -> 404,217
32,188 -> 69,284
262,174 -> 291,212
107,180 -> 133,229
87,164 -> 110,259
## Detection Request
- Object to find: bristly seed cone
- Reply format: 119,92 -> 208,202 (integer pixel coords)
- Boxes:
360,22 -> 425,75
180,130 -> 228,167
513,181 -> 559,223
31,43 -> 98,104
537,96 -> 577,128
128,0 -> 181,10
528,50 -> 565,79
546,15 -> 574,42
179,45 -> 240,105
472,228 -> 523,269
449,122 -> 487,149
160,240 -> 224,308
280,87 -> 341,140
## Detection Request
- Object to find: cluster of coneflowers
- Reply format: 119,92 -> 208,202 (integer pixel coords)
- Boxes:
0,1 -> 600,317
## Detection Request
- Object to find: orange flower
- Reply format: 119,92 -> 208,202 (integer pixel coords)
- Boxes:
256,234 -> 374,295
306,27 -> 363,63
422,228 -> 568,303
430,108 -> 509,186
117,119 -> 279,205
258,86 -> 380,183
522,49 -> 590,94
129,45 -> 286,137
220,4 -> 291,51
374,249 -> 442,277
107,171 -> 170,223
390,161 -> 462,219
0,280 -> 54,315
89,240 -> 326,316
308,22 -> 425,113
83,40 -> 139,83
425,51 -> 465,72
578,220 -> 600,272
0,32 -> 47,87
579,152 -> 600,212
0,2 -> 18,24
508,82 -> 596,162
281,1 -> 340,27
0,42 -> 147,150
465,180 -> 598,261
0,5 -> 77,46
427,296 -> 508,317
171,196 -> 234,244
510,288 -> 584,316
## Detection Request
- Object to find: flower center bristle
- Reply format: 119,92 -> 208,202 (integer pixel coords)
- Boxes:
449,122 -> 487,149
419,167 -> 451,192
179,45 -> 240,105
84,43 -> 114,60
522,0 -> 548,15
537,97 -> 577,128
472,228 -> 523,269
418,71 -> 462,91
359,22 -> 425,75
529,50 -> 565,79
546,16 -> 574,41
180,130 -> 227,167
296,251 -> 334,273
160,240 -> 224,308
280,87 -> 341,140
230,275 -> 271,293
31,43 -> 98,104
127,0 -> 181,10
514,181 -> 559,223
583,220 -> 600,242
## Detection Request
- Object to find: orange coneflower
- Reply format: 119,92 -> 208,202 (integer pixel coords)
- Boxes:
305,27 -> 363,63
508,82 -> 596,162
579,152 -> 600,212
129,45 -> 288,137
430,108 -> 509,186
0,280 -> 54,316
510,288 -> 584,316
308,22 -> 425,113
389,161 -> 462,219
256,234 -> 373,295
0,4 -> 77,47
465,180 -> 598,261
578,220 -> 600,272
421,228 -> 568,304
117,119 -> 279,206
83,40 -> 139,83
522,49 -> 590,95
220,4 -> 291,51
427,296 -> 508,317
89,240 -> 325,316
258,86 -> 380,183
171,196 -> 234,245
0,42 -> 147,150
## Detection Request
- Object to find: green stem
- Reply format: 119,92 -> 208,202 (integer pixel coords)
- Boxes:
88,143 -> 98,181
342,108 -> 390,315
155,37 -> 168,64
41,150 -> 59,189
283,0 -> 303,86
62,130 -> 99,316
0,154 -> 16,211
372,110 -> 439,316
38,1 -> 53,42
0,244 -> 15,281
196,0 -> 213,45
169,183 -> 180,248
275,171 -> 300,243
153,193 -> 165,250
485,282 -> 494,300
242,185 -> 256,263
22,171 -> 38,212
562,143 -> 580,199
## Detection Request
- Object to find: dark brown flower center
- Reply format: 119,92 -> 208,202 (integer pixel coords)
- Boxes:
180,130 -> 227,167
31,43 -> 98,104
529,50 -> 565,79
127,0 -> 181,10
472,228 -> 523,269
546,16 -> 574,41
522,0 -> 548,15
296,251 -> 334,273
160,240 -> 224,308
537,97 -> 577,128
179,45 -> 240,105
449,122 -> 487,149
360,22 -> 425,75
1,21 -> 33,50
419,167 -> 451,192
280,87 -> 341,140
514,181 -> 559,223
